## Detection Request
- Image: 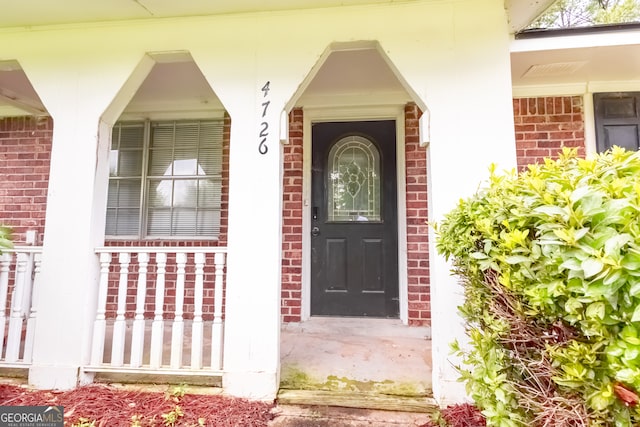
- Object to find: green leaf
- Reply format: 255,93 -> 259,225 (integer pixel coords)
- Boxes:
616,368 -> 637,383
504,255 -> 530,265
630,280 -> 640,297
533,205 -> 566,217
631,305 -> 640,323
622,253 -> 640,271
605,234 -> 633,257
565,298 -> 583,313
586,302 -> 606,320
560,258 -> 582,271
582,258 -> 604,278
470,252 -> 488,260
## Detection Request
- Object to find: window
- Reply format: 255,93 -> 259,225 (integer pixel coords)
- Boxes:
327,135 -> 381,222
594,92 -> 640,153
106,119 -> 223,238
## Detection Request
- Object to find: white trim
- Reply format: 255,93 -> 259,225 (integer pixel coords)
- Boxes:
395,112 -> 408,325
301,104 -> 408,323
118,108 -> 226,121
583,93 -> 597,157
297,92 -> 411,109
511,29 -> 640,53
511,83 -> 587,98
588,80 -> 640,94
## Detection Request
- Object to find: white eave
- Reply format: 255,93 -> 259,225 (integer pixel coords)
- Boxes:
504,0 -> 557,33
0,0 -> 421,28
0,0 -> 555,31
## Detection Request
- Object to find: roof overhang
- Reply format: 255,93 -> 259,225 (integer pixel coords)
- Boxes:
0,0 -> 553,31
504,0 -> 556,33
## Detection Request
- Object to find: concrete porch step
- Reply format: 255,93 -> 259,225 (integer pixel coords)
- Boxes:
269,402 -> 435,427
276,389 -> 438,413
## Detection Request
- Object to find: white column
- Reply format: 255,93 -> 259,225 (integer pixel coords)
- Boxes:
26,114 -> 109,388
16,49 -> 155,389
209,90 -> 283,400
418,26 -> 517,406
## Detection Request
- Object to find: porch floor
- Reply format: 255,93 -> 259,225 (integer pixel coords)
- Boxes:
279,318 -> 433,400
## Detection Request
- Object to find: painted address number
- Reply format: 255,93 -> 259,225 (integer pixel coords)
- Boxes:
258,81 -> 270,155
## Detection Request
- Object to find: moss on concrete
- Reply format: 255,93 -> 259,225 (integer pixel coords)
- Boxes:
280,366 -> 429,397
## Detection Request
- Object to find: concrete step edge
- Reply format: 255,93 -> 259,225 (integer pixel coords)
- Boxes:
276,389 -> 439,413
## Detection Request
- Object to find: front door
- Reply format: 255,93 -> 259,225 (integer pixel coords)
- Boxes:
311,120 -> 398,317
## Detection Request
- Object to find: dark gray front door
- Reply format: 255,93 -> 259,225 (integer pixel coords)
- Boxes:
594,92 -> 640,152
310,120 -> 399,317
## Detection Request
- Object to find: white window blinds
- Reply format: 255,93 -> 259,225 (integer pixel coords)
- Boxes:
106,120 -> 223,238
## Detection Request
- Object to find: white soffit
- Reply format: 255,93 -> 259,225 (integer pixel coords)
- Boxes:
512,44 -> 640,87
0,0 -> 421,28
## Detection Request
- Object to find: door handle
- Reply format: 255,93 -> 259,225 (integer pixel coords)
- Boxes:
311,226 -> 320,237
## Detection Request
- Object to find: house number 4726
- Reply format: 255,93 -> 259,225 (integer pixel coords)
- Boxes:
258,81 -> 270,155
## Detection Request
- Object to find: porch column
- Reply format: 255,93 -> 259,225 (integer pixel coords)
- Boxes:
216,89 -> 283,400
26,115 -> 107,389
17,59 -> 133,389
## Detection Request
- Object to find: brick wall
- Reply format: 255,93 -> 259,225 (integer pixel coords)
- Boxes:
0,116 -> 52,245
281,108 -> 304,323
405,103 -> 430,326
513,96 -> 585,170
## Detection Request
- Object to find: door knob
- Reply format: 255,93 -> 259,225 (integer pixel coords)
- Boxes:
311,226 -> 320,237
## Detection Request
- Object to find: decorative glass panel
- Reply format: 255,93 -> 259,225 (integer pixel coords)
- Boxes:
328,135 -> 381,222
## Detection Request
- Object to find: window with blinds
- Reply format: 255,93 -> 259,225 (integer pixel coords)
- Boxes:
106,120 -> 223,238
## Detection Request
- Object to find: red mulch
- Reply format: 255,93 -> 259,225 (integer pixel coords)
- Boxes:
0,383 -> 274,426
420,403 -> 485,427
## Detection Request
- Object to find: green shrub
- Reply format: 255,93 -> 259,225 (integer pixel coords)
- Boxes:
0,226 -> 12,252
436,147 -> 640,426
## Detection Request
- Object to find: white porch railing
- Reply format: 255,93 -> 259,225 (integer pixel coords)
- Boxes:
0,246 -> 42,367
87,247 -> 226,377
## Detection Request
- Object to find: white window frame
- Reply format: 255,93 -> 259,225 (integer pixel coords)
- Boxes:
106,117 -> 224,241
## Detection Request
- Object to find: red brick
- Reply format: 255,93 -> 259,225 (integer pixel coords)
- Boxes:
514,96 -> 586,170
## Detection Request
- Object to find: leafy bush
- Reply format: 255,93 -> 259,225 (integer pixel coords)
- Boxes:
0,226 -> 12,252
435,147 -> 640,426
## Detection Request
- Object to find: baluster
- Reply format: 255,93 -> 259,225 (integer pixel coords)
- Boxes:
170,252 -> 187,369
130,252 -> 149,368
111,252 -> 130,367
150,252 -> 167,369
191,252 -> 205,369
0,253 -> 13,359
23,253 -> 42,362
20,252 -> 34,318
211,252 -> 225,370
6,253 -> 28,362
90,252 -> 112,366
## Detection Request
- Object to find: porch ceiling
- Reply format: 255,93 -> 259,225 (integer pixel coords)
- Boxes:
2,2 -> 638,117
0,0 -> 549,31
511,38 -> 640,90
1,0 -> 424,28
